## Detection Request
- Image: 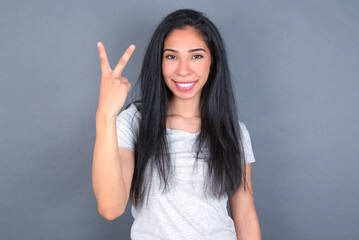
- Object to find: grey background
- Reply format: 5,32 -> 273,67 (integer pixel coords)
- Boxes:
1,0 -> 358,239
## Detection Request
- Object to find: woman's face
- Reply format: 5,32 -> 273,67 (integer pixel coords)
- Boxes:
162,27 -> 211,102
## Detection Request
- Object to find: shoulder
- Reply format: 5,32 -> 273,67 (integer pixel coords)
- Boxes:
238,120 -> 250,137
238,120 -> 256,164
117,103 -> 141,121
115,103 -> 141,151
238,120 -> 252,143
116,103 -> 141,132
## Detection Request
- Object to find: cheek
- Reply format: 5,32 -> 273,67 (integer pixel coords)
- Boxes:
162,62 -> 174,78
197,62 -> 211,76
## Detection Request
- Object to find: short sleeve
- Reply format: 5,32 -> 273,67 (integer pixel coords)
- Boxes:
115,104 -> 140,152
239,121 -> 256,164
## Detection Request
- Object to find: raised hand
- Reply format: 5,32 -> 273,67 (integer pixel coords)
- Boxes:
96,42 -> 135,120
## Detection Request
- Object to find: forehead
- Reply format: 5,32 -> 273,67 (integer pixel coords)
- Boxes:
163,27 -> 208,50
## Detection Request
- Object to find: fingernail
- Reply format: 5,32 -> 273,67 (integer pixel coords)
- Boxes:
130,44 -> 135,50
97,42 -> 101,48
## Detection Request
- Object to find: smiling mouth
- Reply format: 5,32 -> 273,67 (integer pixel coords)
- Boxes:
173,80 -> 197,85
177,82 -> 195,87
172,80 -> 198,91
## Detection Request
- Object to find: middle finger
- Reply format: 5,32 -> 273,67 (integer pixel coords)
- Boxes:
113,44 -> 136,76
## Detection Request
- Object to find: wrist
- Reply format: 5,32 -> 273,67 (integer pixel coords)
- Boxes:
96,111 -> 117,128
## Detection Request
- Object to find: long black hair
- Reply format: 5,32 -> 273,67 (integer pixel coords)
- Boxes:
129,9 -> 248,208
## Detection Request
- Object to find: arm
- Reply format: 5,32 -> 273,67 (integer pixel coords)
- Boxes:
229,163 -> 261,240
92,114 -> 135,220
92,42 -> 136,221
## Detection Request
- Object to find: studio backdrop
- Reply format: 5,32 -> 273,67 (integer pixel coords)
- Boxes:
1,0 -> 358,239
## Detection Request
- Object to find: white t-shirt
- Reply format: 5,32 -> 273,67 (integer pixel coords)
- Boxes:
116,103 -> 256,240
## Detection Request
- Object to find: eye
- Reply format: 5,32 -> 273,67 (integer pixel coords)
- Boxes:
192,54 -> 203,59
165,55 -> 177,60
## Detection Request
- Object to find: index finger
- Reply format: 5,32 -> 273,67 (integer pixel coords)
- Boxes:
113,44 -> 136,76
97,42 -> 111,74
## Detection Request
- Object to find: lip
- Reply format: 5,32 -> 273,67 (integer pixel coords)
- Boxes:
173,80 -> 197,84
172,80 -> 198,91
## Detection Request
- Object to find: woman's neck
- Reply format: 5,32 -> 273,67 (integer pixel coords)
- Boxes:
167,96 -> 200,118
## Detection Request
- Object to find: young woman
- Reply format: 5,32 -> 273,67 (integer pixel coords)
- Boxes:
93,9 -> 261,240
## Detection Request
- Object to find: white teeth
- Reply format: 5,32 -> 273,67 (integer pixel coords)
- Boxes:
177,82 -> 194,87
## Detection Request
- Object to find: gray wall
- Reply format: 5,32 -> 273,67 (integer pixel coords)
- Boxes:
1,0 -> 358,239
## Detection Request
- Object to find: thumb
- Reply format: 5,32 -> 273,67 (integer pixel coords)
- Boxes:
126,82 -> 132,92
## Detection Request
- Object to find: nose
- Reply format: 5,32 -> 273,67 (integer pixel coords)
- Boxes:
177,58 -> 191,77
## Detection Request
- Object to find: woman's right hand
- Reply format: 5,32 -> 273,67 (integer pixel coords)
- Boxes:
96,42 -> 135,120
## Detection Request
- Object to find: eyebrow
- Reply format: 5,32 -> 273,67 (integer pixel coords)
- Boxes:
163,48 -> 206,53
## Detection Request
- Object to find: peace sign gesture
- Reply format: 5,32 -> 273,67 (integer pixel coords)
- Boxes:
96,42 -> 135,120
